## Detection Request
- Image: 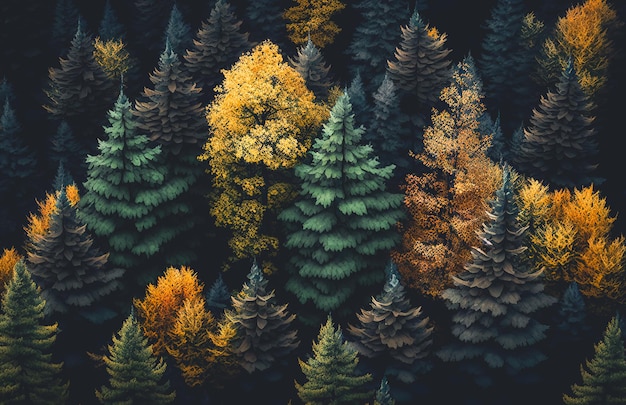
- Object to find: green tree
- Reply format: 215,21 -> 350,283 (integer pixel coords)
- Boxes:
279,92 -> 405,324
200,40 -> 328,273
0,260 -> 69,404
96,311 -> 176,404
164,3 -> 193,57
347,260 -> 433,384
295,315 -> 373,404
98,0 -> 125,41
515,59 -> 604,189
437,167 -> 557,388
206,273 -> 231,315
50,0 -> 81,56
374,376 -> 395,405
564,315 -> 626,404
225,258 -> 299,373
48,120 -> 86,182
288,35 -> 334,101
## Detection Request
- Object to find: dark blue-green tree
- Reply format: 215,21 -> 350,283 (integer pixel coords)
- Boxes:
346,70 -> 369,126
98,0 -> 125,41
50,0 -> 81,56
243,0 -> 288,50
288,35 -> 334,101
164,3 -> 193,57
279,92 -> 405,325
206,273 -> 231,314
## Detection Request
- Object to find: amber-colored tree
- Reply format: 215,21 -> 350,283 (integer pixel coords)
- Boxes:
200,40 -> 328,272
133,266 -> 204,356
93,37 -> 131,81
0,247 -> 21,294
535,0 -> 622,100
284,0 -> 345,49
391,55 -> 502,297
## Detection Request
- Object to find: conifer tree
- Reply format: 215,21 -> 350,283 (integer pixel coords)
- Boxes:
515,59 -> 604,189
48,120 -> 86,181
243,0 -> 287,49
98,0 -> 125,41
225,258 -> 299,373
130,0 -> 174,72
50,0 -> 81,56
563,315 -> 626,404
437,167 -> 557,387
295,315 -> 373,404
183,0 -> 252,103
0,260 -> 69,404
206,273 -> 231,314
164,3 -> 193,57
133,41 -> 210,266
374,376 -> 395,405
51,160 -> 74,193
279,92 -> 404,324
288,35 -> 334,101
553,281 -> 591,344
78,89 -> 188,285
0,77 -> 15,106
0,247 -> 21,296
346,70 -> 369,123
348,260 -> 433,383
96,311 -> 176,404
26,188 -> 124,323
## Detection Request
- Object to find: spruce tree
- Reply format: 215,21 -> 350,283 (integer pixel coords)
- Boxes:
563,315 -> 626,404
50,0 -> 81,56
288,35 -> 334,101
98,0 -> 125,41
0,260 -> 69,404
553,281 -> 591,344
437,167 -> 557,387
206,273 -> 231,314
279,92 -> 405,325
348,260 -> 433,384
78,89 -> 188,284
96,311 -> 176,404
346,70 -> 369,124
516,59 -> 604,189
0,76 -> 15,106
374,376 -> 395,405
130,0 -> 174,72
48,119 -> 86,179
183,0 -> 252,102
225,258 -> 299,373
164,3 -> 193,57
295,315 -> 373,404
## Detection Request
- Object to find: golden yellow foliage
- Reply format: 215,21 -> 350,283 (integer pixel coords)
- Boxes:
284,0 -> 346,48
93,37 -> 131,80
0,247 -> 22,292
531,220 -> 577,281
23,185 -> 81,246
134,266 -> 204,356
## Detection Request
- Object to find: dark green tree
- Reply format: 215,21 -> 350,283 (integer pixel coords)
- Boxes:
164,3 -> 193,57
347,0 -> 409,94
437,167 -> 557,388
26,188 -> 123,324
0,76 -> 15,106
98,0 -> 125,41
288,35 -> 334,101
78,89 -> 188,285
563,315 -> 626,404
130,0 -> 174,73
553,281 -> 591,344
51,160 -> 74,192
279,92 -> 405,325
348,260 -> 433,384
225,258 -> 299,374
95,311 -> 176,404
243,0 -> 288,50
133,42 -> 210,266
50,0 -> 81,56
374,376 -> 395,405
48,119 -> 86,179
346,70 -> 369,124
206,273 -> 231,314
295,314 -> 373,404
0,260 -> 69,404
183,0 -> 252,102
515,59 -> 604,189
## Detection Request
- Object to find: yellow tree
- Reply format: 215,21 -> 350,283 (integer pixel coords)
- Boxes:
391,55 -> 502,298
0,247 -> 22,293
200,40 -> 328,272
93,37 -> 131,81
284,0 -> 345,48
133,266 -> 204,356
536,0 -> 622,99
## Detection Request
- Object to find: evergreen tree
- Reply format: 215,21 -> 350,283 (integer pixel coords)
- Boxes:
130,0 -> 174,72
348,260 -> 433,384
346,70 -> 369,124
347,0 -> 409,94
0,260 -> 69,404
26,188 -> 124,323
164,3 -> 193,57
243,0 -> 287,49
225,258 -> 299,373
96,311 -> 176,404
0,76 -> 15,106
48,119 -> 86,178
50,0 -> 81,56
553,281 -> 591,343
133,41 -> 210,266
288,35 -> 334,101
279,92 -> 404,325
437,167 -> 557,388
295,315 -> 373,404
206,273 -> 231,314
183,0 -> 252,103
51,160 -> 74,192
98,0 -> 125,41
485,111 -> 506,161
516,59 -> 604,189
564,315 -> 626,404
374,376 -> 395,405
78,89 -> 188,286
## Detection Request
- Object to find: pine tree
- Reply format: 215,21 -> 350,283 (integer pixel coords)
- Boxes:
553,281 -> 591,343
164,3 -> 193,57
48,120 -> 86,181
50,0 -> 81,56
0,76 -> 15,106
225,258 -> 299,373
564,315 -> 626,404
437,167 -> 557,387
374,376 -> 395,405
51,160 -> 74,192
130,0 -> 174,72
295,315 -> 373,404
516,59 -> 604,189
206,273 -> 231,314
98,0 -> 125,41
183,0 -> 252,103
96,311 -> 176,404
348,260 -> 433,383
0,260 -> 69,404
346,70 -> 369,123
288,35 -> 334,101
78,89 -> 188,285
26,188 -> 123,324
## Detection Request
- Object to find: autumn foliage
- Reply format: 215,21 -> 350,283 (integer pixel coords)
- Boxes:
0,247 -> 22,292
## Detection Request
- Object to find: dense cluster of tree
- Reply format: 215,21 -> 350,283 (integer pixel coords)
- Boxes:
1,0 -> 626,403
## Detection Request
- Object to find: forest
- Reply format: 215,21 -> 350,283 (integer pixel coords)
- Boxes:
1,0 -> 626,403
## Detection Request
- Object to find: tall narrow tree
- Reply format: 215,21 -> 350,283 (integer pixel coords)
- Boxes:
288,35 -> 334,101
164,3 -> 193,57
98,0 -> 125,41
